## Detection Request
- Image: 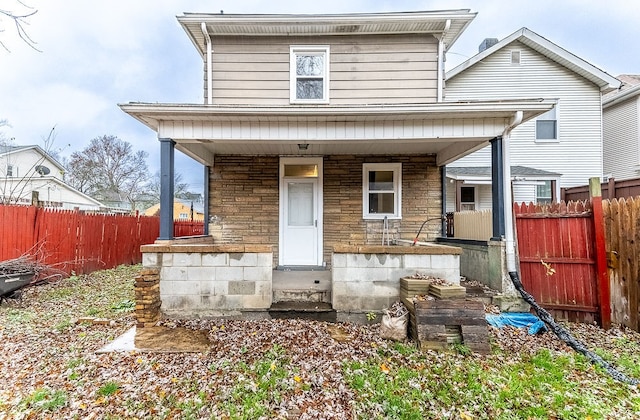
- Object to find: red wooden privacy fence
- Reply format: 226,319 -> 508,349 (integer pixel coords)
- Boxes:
174,220 -> 205,237
514,200 -> 606,325
1,205 -> 204,276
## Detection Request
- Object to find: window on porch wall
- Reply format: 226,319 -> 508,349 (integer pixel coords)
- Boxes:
363,163 -> 402,219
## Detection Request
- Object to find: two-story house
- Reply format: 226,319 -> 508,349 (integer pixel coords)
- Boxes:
603,74 -> 640,183
0,144 -> 103,211
444,28 -> 620,211
121,11 -> 553,318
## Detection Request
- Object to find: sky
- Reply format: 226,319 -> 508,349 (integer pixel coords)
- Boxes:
1,0 -> 639,196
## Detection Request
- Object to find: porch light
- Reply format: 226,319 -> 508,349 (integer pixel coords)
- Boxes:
297,143 -> 309,151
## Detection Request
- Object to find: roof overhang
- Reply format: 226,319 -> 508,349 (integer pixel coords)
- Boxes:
603,84 -> 640,108
178,10 -> 477,56
120,100 -> 555,167
446,28 -> 621,93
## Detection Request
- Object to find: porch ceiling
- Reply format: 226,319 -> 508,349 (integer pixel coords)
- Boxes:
119,100 -> 555,167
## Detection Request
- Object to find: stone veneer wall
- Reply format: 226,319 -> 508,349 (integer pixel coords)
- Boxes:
135,267 -> 161,327
208,155 -> 442,268
141,242 -> 272,318
331,244 -> 461,313
324,155 -> 442,265
208,156 -> 280,263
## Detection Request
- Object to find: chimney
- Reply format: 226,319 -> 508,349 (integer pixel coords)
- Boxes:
479,38 -> 499,53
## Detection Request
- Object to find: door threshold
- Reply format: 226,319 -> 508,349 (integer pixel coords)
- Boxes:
276,265 -> 327,271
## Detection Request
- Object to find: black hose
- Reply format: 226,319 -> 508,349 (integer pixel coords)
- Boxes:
412,216 -> 445,245
509,271 -> 639,385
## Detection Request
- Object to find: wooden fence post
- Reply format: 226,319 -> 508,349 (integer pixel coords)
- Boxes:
590,177 -> 611,329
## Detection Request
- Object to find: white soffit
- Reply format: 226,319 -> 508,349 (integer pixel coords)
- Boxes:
179,10 -> 476,55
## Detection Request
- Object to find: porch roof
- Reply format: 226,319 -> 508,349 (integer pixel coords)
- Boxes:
119,100 -> 555,167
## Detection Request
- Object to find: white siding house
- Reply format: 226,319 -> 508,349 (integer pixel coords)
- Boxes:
0,145 -> 104,211
444,28 -> 620,210
603,75 -> 640,180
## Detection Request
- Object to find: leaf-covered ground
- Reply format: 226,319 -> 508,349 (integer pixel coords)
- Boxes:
1,265 -> 639,419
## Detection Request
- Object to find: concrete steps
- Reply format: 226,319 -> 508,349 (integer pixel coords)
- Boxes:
269,301 -> 336,322
270,269 -> 335,321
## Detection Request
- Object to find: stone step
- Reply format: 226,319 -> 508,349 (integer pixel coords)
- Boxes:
269,301 -> 336,322
273,288 -> 331,303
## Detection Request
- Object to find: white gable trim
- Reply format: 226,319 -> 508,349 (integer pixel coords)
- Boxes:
446,27 -> 620,92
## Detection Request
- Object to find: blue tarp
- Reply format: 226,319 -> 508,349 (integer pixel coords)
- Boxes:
486,312 -> 547,335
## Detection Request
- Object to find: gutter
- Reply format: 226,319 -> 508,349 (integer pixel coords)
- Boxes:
201,22 -> 213,105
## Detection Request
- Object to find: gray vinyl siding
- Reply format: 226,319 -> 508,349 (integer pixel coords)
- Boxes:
603,97 -> 640,180
446,41 -> 604,188
208,34 -> 438,105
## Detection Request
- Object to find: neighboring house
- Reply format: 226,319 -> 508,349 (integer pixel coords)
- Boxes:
446,166 -> 561,211
0,145 -> 104,211
444,28 -> 620,210
121,11 -> 554,317
144,199 -> 205,221
603,74 -> 640,181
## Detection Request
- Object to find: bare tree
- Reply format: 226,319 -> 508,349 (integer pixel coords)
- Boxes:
66,135 -> 150,211
0,1 -> 39,52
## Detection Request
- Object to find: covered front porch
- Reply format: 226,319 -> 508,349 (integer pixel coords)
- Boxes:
122,101 -> 554,318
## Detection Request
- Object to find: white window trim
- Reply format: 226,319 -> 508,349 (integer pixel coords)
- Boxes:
535,104 -> 559,143
290,45 -> 330,104
460,185 -> 477,211
362,163 -> 402,220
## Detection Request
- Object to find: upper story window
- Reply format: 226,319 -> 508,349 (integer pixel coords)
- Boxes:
290,46 -> 329,103
536,106 -> 558,141
363,163 -> 402,219
7,164 -> 15,177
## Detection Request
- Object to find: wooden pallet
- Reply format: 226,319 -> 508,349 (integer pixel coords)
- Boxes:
405,298 -> 490,354
428,284 -> 467,299
399,277 -> 433,301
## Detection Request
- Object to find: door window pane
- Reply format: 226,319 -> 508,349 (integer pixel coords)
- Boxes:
288,182 -> 314,226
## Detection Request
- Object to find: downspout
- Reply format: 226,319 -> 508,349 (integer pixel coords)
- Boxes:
502,111 -> 523,274
436,19 -> 451,102
201,22 -> 213,105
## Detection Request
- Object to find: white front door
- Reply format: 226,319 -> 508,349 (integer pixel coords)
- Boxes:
280,158 -> 323,266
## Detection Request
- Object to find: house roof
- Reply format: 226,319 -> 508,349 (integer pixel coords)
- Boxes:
446,27 -> 620,93
178,10 -> 477,56
603,74 -> 640,108
446,165 -> 561,180
0,144 -> 66,173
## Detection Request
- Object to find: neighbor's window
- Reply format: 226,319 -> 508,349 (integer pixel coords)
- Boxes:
536,180 -> 553,204
460,186 -> 476,211
536,106 -> 557,140
7,164 -> 14,177
290,46 -> 329,103
178,212 -> 188,219
363,163 -> 402,219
